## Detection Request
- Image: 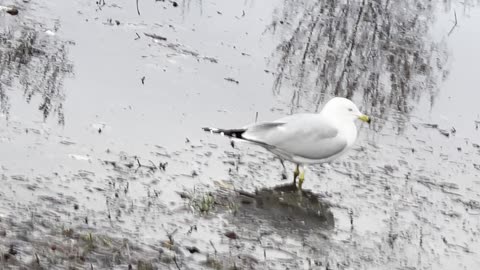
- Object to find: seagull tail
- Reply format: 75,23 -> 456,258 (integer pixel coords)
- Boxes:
202,127 -> 246,139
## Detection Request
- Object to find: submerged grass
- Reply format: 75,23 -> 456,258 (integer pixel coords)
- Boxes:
0,216 -> 164,269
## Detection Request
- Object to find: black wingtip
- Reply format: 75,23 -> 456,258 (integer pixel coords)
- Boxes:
202,127 -> 221,134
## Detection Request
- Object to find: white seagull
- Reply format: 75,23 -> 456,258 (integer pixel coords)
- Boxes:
203,97 -> 371,189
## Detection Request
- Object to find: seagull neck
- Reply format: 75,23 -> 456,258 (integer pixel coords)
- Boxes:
341,121 -> 358,146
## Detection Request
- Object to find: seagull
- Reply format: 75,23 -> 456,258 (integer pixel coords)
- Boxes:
203,97 -> 371,189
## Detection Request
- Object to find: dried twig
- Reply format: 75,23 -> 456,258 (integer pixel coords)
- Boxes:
148,160 -> 157,168
209,240 -> 217,254
166,228 -> 178,245
135,157 -> 142,168
448,10 -> 458,36
144,32 -> 167,41
136,0 -> 140,15
95,0 -> 106,9
134,156 -> 157,172
173,255 -> 181,270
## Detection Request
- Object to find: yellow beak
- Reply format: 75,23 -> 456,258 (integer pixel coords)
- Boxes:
358,114 -> 371,124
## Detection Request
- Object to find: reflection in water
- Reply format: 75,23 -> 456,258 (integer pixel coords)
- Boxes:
271,0 -> 448,123
226,184 -> 334,268
0,23 -> 73,124
235,184 -> 334,234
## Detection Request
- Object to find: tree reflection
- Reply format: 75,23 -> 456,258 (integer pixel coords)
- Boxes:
0,24 -> 72,125
270,0 -> 449,127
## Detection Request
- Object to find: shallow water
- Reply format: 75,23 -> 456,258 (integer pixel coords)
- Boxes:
1,0 -> 480,269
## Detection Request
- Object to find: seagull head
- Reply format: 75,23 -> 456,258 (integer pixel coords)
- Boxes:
321,97 -> 371,124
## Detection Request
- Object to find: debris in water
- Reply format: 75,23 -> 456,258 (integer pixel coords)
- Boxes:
69,154 -> 91,161
422,123 -> 451,137
144,32 -> 167,41
438,129 -> 450,137
148,39 -> 218,63
91,123 -> 107,133
0,5 -> 18,15
186,246 -> 200,254
60,140 -> 76,146
187,225 -> 197,234
177,191 -> 191,199
8,245 -> 17,256
134,157 -> 157,172
422,123 -> 438,128
224,231 -> 238,240
224,77 -> 239,84
159,162 -> 168,171
447,10 -> 458,36
136,0 -> 140,15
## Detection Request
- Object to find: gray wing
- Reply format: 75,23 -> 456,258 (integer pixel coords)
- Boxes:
242,114 -> 347,160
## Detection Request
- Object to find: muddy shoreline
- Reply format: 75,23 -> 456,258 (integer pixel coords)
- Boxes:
1,0 -> 480,269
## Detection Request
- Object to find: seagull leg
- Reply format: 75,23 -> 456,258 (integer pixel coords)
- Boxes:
293,164 -> 299,185
298,166 -> 305,190
279,159 -> 287,180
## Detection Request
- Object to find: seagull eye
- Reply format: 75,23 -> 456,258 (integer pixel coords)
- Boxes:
348,108 -> 353,112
